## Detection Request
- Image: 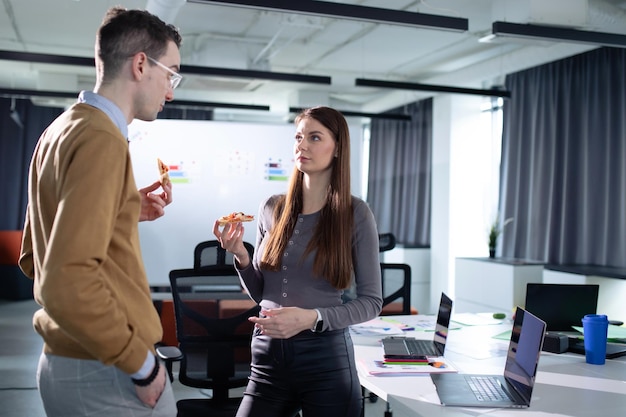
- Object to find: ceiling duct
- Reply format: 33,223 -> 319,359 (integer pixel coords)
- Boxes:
587,0 -> 626,30
146,0 -> 187,24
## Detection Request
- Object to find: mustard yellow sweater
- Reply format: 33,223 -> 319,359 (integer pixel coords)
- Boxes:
20,103 -> 161,374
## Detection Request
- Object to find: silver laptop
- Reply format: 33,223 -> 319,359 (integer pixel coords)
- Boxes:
431,307 -> 546,408
382,292 -> 453,359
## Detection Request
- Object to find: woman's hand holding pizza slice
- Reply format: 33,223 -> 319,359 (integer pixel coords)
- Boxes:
213,212 -> 254,268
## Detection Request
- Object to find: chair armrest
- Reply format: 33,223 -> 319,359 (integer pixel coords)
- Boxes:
156,345 -> 183,383
156,345 -> 183,362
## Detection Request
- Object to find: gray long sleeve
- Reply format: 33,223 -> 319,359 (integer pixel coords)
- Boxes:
237,194 -> 383,331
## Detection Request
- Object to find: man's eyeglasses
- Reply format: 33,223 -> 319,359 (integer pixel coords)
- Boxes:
147,56 -> 182,90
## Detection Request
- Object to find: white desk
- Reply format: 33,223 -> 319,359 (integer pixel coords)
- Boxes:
353,315 -> 626,417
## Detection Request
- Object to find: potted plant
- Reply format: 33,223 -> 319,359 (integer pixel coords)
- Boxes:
488,217 -> 513,258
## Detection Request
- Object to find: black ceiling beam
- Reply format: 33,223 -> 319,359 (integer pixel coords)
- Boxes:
181,64 -> 330,84
0,88 -> 78,99
0,88 -> 271,111
492,21 -> 626,49
0,50 -> 332,85
170,99 -> 270,111
189,0 -> 468,32
355,78 -> 511,98
288,106 -> 410,121
0,50 -> 94,66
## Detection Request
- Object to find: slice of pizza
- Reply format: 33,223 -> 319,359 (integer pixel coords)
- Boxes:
218,212 -> 255,226
157,158 -> 170,185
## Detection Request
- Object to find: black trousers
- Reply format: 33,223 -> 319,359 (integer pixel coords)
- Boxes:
236,327 -> 362,417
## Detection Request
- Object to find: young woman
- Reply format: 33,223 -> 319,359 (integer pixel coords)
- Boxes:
214,106 -> 383,417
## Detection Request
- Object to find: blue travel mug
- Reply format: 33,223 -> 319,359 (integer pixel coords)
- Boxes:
581,314 -> 608,365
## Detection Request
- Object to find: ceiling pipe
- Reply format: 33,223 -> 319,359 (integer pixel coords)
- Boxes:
588,0 -> 626,29
146,0 -> 187,24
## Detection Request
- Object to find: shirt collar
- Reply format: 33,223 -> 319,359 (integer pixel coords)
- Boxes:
77,91 -> 128,139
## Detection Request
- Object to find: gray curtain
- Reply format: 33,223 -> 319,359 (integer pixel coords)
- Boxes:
1,98 -> 63,230
367,99 -> 432,247
500,47 -> 626,267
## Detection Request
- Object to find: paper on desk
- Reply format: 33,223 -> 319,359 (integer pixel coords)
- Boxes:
493,330 -> 512,341
357,358 -> 458,376
451,313 -> 505,326
351,318 -> 404,336
391,315 -> 461,332
571,325 -> 626,341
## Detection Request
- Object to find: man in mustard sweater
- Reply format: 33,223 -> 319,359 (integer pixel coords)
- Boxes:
19,7 -> 182,416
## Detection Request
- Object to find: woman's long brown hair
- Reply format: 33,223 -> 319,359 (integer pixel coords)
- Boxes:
260,106 -> 354,290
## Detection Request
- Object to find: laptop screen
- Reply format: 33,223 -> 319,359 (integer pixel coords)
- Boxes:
504,308 -> 546,402
524,283 -> 599,331
433,292 -> 453,350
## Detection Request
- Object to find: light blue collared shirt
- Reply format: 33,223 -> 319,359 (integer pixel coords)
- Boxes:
77,90 -> 128,139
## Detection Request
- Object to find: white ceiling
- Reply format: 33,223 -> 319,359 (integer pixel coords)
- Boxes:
1,0 -> 626,121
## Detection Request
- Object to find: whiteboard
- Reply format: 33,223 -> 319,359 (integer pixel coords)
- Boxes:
129,118 -> 363,286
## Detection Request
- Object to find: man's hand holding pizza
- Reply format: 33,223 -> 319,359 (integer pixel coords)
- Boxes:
138,180 -> 172,222
138,158 -> 173,222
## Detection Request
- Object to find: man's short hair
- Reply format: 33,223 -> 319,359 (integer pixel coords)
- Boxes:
96,7 -> 183,81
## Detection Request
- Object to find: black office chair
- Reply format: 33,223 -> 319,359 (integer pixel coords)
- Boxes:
362,234 -> 416,416
377,233 -> 416,316
378,232 -> 396,253
193,240 -> 255,270
158,267 -> 260,417
380,263 -> 414,316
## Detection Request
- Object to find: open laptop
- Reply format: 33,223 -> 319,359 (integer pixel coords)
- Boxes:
431,307 -> 546,408
524,283 -> 599,332
381,292 -> 453,359
524,283 -> 626,358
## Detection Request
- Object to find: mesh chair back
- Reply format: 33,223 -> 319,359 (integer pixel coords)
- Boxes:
169,267 -> 260,403
380,263 -> 413,315
194,240 -> 255,270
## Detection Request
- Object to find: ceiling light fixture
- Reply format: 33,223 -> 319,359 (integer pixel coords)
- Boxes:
355,79 -> 511,98
0,50 -> 93,66
189,0 -> 468,32
0,50 -> 332,85
482,21 -> 626,48
0,88 -> 271,112
182,64 -> 331,84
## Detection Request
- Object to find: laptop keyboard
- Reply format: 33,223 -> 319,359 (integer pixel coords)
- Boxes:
466,376 -> 512,402
405,338 -> 439,356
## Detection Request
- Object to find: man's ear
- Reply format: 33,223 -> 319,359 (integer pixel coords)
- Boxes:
130,52 -> 148,82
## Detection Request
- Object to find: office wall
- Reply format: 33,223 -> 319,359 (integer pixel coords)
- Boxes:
430,94 -> 498,313
129,118 -> 363,286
